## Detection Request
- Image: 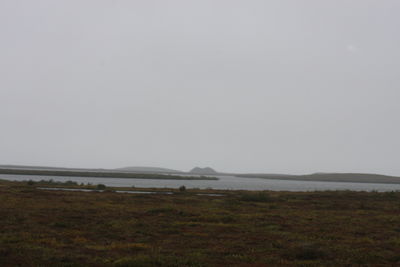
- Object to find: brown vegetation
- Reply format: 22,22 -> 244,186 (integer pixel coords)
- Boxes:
1,180 -> 400,266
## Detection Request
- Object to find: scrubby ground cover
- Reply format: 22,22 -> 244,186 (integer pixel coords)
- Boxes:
1,180 -> 400,266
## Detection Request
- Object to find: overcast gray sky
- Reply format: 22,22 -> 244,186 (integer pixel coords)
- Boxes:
1,0 -> 399,175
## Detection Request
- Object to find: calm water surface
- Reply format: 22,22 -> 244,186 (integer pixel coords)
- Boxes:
1,174 -> 400,192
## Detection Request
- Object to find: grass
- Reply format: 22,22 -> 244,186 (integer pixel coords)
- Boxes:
1,180 -> 400,266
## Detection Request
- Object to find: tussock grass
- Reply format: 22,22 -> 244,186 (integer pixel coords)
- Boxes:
1,181 -> 400,266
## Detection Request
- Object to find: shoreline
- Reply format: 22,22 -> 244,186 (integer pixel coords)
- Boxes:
0,168 -> 218,181
237,176 -> 400,185
236,173 -> 400,185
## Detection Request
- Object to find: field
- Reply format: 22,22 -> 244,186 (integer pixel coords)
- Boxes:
1,180 -> 400,266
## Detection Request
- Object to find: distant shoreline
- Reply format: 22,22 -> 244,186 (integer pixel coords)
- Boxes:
0,168 -> 218,181
235,173 -> 400,185
2,164 -> 400,185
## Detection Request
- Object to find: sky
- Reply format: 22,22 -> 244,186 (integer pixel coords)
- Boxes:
0,0 -> 399,175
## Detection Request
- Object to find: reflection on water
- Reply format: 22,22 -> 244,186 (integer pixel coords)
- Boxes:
37,187 -> 173,194
38,187 -> 224,196
2,174 -> 400,192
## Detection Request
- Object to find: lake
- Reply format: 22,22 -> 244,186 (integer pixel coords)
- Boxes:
2,173 -> 400,192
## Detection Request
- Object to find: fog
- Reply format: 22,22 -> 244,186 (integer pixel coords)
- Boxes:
1,0 -> 399,175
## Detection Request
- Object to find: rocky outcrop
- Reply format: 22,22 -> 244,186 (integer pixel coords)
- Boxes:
189,167 -> 218,175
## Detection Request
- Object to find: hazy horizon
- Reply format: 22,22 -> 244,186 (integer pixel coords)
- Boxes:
1,1 -> 399,175
2,163 -> 400,177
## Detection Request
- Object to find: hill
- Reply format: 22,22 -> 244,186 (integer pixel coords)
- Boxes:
0,164 -> 107,172
236,172 -> 400,184
190,167 -> 218,175
115,166 -> 182,174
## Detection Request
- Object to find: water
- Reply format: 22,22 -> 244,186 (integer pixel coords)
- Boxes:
37,187 -> 224,196
2,174 -> 400,192
37,187 -> 174,194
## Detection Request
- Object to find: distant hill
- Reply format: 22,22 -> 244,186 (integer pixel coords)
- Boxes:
0,164 -> 107,172
190,167 -> 218,175
115,166 -> 182,174
3,164 -> 399,184
236,172 -> 400,184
